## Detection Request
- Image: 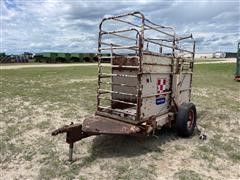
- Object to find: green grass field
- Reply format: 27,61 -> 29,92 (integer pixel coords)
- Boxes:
0,63 -> 239,179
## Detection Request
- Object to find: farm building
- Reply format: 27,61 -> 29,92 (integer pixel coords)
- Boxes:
34,52 -> 102,63
195,53 -> 213,59
0,52 -> 33,63
213,51 -> 226,58
195,52 -> 236,59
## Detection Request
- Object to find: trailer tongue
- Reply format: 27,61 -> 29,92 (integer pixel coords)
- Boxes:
52,11 -> 196,161
52,116 -> 145,161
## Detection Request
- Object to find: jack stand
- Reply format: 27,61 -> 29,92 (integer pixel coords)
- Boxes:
69,143 -> 74,162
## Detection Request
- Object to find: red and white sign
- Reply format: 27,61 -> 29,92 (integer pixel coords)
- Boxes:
157,78 -> 166,93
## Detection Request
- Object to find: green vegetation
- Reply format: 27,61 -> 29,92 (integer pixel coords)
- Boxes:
193,63 -> 237,88
195,58 -> 230,61
1,63 -> 239,179
1,66 -> 99,113
191,63 -> 239,172
174,170 -> 203,180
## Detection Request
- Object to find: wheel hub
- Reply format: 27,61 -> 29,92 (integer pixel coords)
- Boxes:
187,110 -> 194,129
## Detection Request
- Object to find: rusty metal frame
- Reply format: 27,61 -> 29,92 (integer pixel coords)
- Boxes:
97,11 -> 195,123
52,12 -> 195,161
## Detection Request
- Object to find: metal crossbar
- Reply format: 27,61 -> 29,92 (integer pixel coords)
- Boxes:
99,81 -> 137,87
98,89 -> 137,97
99,97 -> 137,106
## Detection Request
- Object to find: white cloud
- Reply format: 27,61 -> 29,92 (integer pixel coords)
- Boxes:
1,0 -> 239,54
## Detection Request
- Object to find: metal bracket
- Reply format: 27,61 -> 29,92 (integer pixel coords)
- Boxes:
52,122 -> 93,161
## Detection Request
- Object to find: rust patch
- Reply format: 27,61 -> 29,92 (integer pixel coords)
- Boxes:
235,75 -> 240,81
82,115 -> 141,135
112,56 -> 138,66
52,123 -> 96,144
111,100 -> 136,109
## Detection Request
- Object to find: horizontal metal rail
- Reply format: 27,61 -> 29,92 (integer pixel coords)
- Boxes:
99,46 -> 138,51
99,55 -> 139,59
99,73 -> 138,78
102,11 -> 143,21
97,106 -> 136,116
106,52 -> 139,56
113,18 -> 141,28
145,38 -> 194,54
144,24 -> 175,38
131,13 -> 175,31
144,26 -> 175,32
143,63 -> 172,66
179,57 -> 194,61
144,38 -> 174,50
142,91 -> 171,98
101,41 -> 137,48
101,28 -> 139,35
102,32 -> 137,41
146,38 -> 174,42
112,16 -> 175,35
142,72 -> 173,75
176,34 -> 193,41
143,51 -> 173,58
95,111 -> 137,124
99,97 -> 137,106
98,89 -> 137,97
99,81 -> 137,87
100,64 -> 139,69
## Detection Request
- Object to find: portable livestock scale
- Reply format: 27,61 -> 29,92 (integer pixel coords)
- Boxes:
52,12 -> 197,161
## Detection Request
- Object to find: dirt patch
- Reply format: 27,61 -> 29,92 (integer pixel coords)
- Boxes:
1,64 -> 239,179
68,78 -> 97,83
0,97 -> 89,179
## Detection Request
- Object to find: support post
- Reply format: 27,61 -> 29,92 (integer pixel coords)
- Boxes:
69,143 -> 74,162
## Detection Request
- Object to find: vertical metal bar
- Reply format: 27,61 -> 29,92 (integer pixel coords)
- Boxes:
136,14 -> 145,121
173,36 -> 176,58
169,33 -> 176,113
193,40 -> 196,60
69,143 -> 74,162
135,32 -> 139,56
110,44 -> 113,107
189,40 -> 196,101
159,40 -> 163,54
97,22 -> 103,110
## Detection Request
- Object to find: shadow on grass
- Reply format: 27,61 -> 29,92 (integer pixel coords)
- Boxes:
76,127 -> 189,166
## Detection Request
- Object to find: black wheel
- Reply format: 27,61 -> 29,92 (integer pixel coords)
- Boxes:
176,102 -> 197,137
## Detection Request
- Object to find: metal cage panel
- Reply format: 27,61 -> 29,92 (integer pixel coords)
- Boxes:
96,11 -> 195,123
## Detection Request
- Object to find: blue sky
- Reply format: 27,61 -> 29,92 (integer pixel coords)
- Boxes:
1,0 -> 239,54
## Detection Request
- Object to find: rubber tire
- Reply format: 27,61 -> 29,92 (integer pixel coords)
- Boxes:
176,102 -> 197,137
